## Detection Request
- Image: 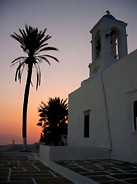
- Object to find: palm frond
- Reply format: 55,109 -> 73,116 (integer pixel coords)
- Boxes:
36,28 -> 47,42
34,63 -> 41,90
38,35 -> 51,47
37,56 -> 51,65
37,43 -> 48,50
37,122 -> 42,126
19,29 -> 27,40
35,57 -> 42,64
42,55 -> 59,63
11,33 -> 24,46
15,61 -> 26,82
38,47 -> 58,53
11,56 -> 27,65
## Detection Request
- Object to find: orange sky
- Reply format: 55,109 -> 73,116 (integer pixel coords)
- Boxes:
0,78 -> 69,144
0,0 -> 137,145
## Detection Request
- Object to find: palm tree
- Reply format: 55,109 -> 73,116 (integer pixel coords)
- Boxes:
11,25 -> 59,151
37,97 -> 68,145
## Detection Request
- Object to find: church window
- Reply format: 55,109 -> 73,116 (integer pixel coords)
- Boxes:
96,39 -> 101,58
133,101 -> 137,131
110,29 -> 119,59
95,31 -> 101,59
84,114 -> 90,138
115,38 -> 119,59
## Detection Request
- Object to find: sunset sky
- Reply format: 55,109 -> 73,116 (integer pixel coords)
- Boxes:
0,0 -> 137,145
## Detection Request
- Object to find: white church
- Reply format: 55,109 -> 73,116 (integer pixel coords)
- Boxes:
68,11 -> 137,162
40,12 -> 137,163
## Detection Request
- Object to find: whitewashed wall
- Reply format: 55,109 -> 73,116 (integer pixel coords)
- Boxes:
68,49 -> 137,162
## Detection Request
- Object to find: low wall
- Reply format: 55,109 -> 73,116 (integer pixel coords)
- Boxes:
0,144 -> 38,152
39,145 -> 110,162
0,144 -> 14,152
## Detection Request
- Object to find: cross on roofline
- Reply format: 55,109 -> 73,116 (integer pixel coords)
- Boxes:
106,10 -> 110,14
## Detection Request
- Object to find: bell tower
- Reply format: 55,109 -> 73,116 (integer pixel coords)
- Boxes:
89,11 -> 128,77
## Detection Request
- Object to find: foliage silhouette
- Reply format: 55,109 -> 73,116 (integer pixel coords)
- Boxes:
37,97 -> 68,145
11,25 -> 59,151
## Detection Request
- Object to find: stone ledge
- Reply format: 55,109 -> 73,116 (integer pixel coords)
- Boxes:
39,146 -> 110,162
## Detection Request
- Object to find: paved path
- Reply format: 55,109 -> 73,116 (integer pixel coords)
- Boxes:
0,157 -> 74,184
0,154 -> 137,184
56,159 -> 137,184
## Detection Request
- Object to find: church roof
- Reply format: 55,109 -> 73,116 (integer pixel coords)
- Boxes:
103,10 -> 116,20
90,11 -> 127,33
103,13 -> 116,20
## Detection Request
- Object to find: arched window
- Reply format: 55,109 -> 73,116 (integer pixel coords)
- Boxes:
95,31 -> 101,59
110,28 -> 119,59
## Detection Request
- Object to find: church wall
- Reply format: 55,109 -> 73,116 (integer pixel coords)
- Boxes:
68,73 -> 111,149
68,49 -> 137,162
103,49 -> 137,162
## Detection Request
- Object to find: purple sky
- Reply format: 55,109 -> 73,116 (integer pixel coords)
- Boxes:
0,0 -> 137,144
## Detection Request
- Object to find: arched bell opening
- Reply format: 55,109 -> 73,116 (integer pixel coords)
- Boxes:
109,28 -> 120,59
95,31 -> 101,59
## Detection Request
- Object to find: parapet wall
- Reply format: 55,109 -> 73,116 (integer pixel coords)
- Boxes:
39,145 -> 110,162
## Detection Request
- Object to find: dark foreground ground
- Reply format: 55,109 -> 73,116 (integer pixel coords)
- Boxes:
57,159 -> 137,184
0,152 -> 137,184
0,156 -> 73,184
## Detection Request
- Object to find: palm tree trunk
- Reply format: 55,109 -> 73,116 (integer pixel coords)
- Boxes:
22,63 -> 33,151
